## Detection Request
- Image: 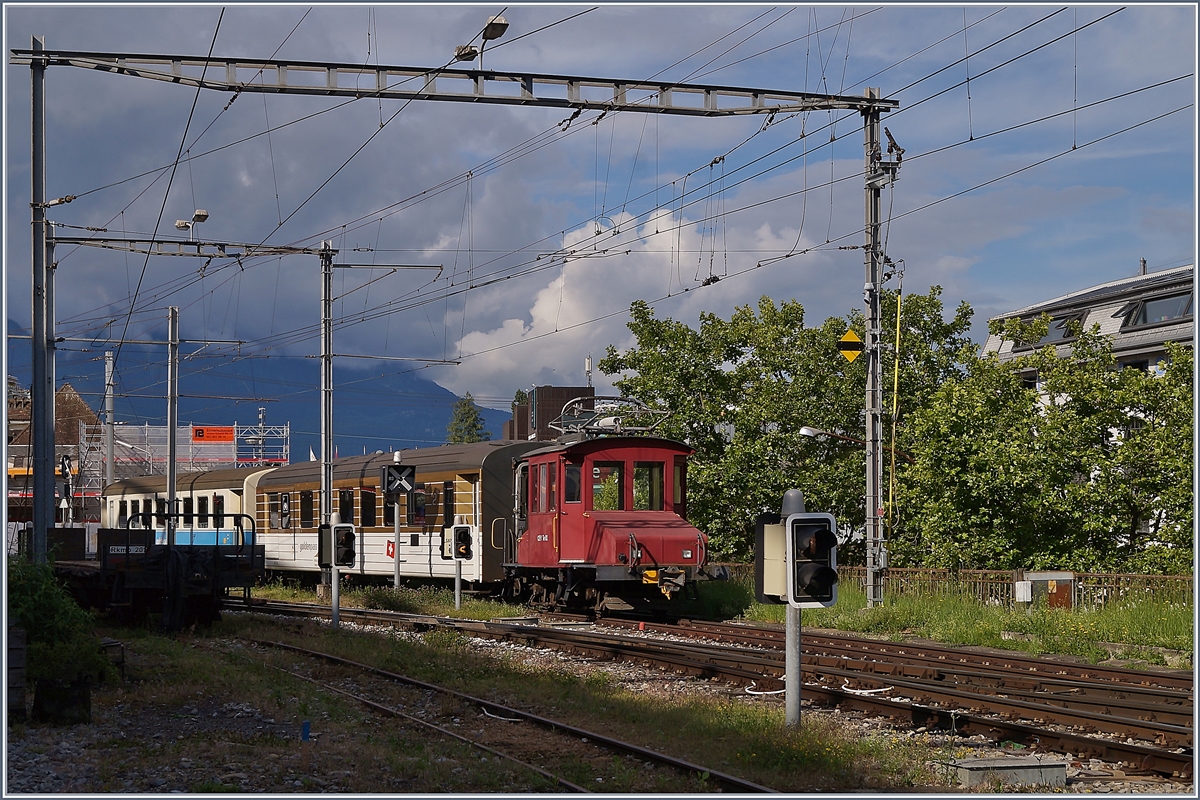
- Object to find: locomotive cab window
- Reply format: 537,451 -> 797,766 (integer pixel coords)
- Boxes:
592,462 -> 624,511
673,457 -> 688,519
564,461 -> 582,503
634,462 -> 664,511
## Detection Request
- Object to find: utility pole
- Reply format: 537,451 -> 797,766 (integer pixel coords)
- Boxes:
862,89 -> 901,607
30,36 -> 51,562
167,307 -> 179,546
105,351 -> 115,487
320,240 -> 337,625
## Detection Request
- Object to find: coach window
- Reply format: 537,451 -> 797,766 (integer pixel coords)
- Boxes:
592,462 -> 624,511
155,498 -> 168,527
361,489 -> 377,528
268,493 -> 282,529
339,489 -> 355,525
383,491 -> 397,526
197,496 -> 209,528
300,490 -> 314,528
548,462 -> 557,512
408,485 -> 426,526
118,500 -> 128,527
213,495 -> 225,529
443,481 -> 455,525
281,492 -> 292,529
564,461 -> 582,503
634,462 -> 664,511
183,498 -> 194,527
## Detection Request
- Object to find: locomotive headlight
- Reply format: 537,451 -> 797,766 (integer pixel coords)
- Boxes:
682,549 -> 693,559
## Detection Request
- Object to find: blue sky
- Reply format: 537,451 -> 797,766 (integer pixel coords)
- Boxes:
5,4 -> 1195,415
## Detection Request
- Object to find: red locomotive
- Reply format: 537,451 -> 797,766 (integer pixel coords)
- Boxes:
508,397 -> 707,610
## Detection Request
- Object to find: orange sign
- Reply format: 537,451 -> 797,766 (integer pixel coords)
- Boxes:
192,426 -> 235,443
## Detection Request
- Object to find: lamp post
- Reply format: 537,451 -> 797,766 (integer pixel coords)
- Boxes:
174,209 -> 208,241
454,14 -> 508,68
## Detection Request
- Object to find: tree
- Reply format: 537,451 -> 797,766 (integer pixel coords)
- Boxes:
447,393 -> 491,443
600,288 -> 975,560
513,388 -> 530,406
893,318 -> 1194,574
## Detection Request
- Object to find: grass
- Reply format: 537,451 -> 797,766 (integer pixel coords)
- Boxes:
70,611 -> 951,792
732,578 -> 1193,666
252,571 -> 1193,666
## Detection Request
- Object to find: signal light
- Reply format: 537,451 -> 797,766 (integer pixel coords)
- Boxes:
453,525 -> 472,560
333,523 -> 356,568
785,512 -> 838,608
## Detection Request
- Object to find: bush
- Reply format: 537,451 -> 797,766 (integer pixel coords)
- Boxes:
8,559 -> 113,684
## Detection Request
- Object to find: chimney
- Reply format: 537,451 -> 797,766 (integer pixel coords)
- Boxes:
1140,257 -> 1147,276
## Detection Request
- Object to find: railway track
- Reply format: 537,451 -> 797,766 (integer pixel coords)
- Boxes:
244,600 -> 1194,778
250,638 -> 774,793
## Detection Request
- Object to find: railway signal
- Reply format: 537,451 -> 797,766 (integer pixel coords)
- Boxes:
317,523 -> 331,568
333,522 -> 356,568
381,463 -> 415,496
785,512 -> 838,608
453,525 -> 472,560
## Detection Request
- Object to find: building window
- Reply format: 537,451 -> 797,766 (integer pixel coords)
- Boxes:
1032,315 -> 1081,347
1121,291 -> 1193,329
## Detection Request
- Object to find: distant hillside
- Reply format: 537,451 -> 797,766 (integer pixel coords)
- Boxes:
6,323 -> 509,460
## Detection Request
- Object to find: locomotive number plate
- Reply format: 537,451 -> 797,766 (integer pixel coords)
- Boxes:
108,545 -> 146,554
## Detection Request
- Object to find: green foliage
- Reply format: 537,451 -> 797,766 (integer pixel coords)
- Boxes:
7,559 -> 113,683
601,290 -> 1192,574
896,322 -> 1194,573
446,392 -> 491,444
512,388 -> 529,406
600,289 -> 974,559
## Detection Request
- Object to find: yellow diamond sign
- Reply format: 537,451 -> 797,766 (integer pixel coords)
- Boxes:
839,330 -> 863,363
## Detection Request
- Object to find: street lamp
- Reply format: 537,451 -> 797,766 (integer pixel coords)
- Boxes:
799,426 -> 913,464
455,15 -> 508,69
114,438 -> 156,474
174,209 -> 208,241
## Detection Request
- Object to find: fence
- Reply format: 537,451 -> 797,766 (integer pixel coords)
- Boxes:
715,564 -> 1194,608
836,567 -> 1193,608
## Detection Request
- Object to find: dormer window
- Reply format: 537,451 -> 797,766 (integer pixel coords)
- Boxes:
1118,291 -> 1192,330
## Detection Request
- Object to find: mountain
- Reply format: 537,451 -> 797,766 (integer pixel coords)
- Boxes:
6,325 -> 510,460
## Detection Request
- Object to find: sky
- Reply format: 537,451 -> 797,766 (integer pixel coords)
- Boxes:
4,3 -> 1196,420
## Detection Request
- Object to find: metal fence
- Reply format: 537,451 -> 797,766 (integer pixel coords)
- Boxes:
717,563 -> 1194,608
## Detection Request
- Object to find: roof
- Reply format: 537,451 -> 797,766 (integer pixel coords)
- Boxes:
988,265 -> 1192,322
258,439 -> 542,488
8,383 -> 100,446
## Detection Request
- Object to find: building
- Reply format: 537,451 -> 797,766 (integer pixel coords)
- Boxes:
6,383 -> 290,531
503,386 -> 595,442
983,264 -> 1193,372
